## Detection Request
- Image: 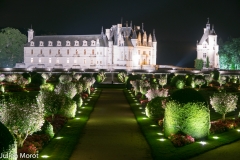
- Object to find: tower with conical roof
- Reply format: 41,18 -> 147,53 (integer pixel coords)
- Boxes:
196,18 -> 219,68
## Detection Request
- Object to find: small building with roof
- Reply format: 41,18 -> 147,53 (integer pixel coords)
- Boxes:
196,18 -> 219,68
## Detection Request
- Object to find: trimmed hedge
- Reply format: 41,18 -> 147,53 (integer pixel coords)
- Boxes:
145,97 -> 165,119
0,122 -> 17,160
164,101 -> 210,139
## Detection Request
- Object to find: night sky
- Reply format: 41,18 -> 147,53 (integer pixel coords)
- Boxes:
1,0 -> 240,67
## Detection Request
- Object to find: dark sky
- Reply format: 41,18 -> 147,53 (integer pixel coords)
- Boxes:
1,0 -> 240,67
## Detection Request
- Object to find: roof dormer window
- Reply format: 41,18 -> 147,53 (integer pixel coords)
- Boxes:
82,40 -> 87,46
48,41 -> 53,46
39,41 -> 44,46
30,41 -> 34,46
57,41 -> 61,46
66,40 -> 71,46
74,40 -> 79,46
91,40 -> 96,46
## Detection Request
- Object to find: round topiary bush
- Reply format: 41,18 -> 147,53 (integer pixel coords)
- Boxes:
59,96 -> 77,118
0,122 -> 17,160
145,97 -> 165,119
164,101 -> 210,139
41,121 -> 55,138
170,88 -> 206,104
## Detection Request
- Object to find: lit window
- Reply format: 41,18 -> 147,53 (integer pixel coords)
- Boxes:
67,49 -> 69,55
203,53 -> 206,58
74,59 -> 77,63
49,58 -> 51,63
76,49 -> 78,54
100,61 -> 102,64
84,59 -> 86,64
39,58 -> 41,63
31,49 -> 33,55
58,49 -> 60,54
40,49 -> 42,54
49,49 -> 51,55
84,49 -> 86,55
31,58 -> 33,63
92,49 -> 94,55
67,58 -> 69,63
56,59 -> 59,63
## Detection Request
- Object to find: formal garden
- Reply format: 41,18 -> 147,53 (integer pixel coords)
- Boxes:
1,69 -> 240,159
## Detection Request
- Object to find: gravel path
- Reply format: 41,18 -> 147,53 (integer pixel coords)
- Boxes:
70,89 -> 152,160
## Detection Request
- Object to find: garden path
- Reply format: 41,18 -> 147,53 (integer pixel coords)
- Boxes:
70,89 -> 152,160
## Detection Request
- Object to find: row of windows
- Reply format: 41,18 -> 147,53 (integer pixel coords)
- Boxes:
31,40 -> 96,47
31,49 -> 103,55
31,58 -> 102,65
138,50 -> 151,55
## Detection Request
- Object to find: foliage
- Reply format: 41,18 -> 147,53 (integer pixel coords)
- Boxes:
59,75 -> 72,84
0,28 -> 27,67
158,74 -> 167,88
145,97 -> 166,119
145,89 -> 168,101
5,74 -> 18,83
205,74 -> 213,86
54,82 -> 77,99
194,59 -> 203,70
36,90 -> 62,119
0,121 -> 17,160
170,88 -> 206,104
168,132 -> 195,147
206,56 -> 210,68
41,73 -> 51,84
130,80 -> 141,96
139,80 -> 150,97
0,96 -> 45,148
170,75 -> 185,87
40,83 -> 54,91
96,71 -> 106,83
219,38 -> 240,70
80,77 -> 95,95
210,92 -> 238,120
117,72 -> 129,83
164,101 -> 210,139
58,96 -> 77,118
176,80 -> 185,89
217,75 -> 226,86
41,121 -> 55,138
194,78 -> 205,89
73,73 -> 82,81
210,119 -> 240,134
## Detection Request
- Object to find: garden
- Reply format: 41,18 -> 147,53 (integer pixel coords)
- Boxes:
122,70 -> 240,159
1,69 -> 240,160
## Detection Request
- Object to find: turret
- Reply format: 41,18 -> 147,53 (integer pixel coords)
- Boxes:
142,31 -> 147,46
137,32 -> 142,46
28,28 -> 34,42
148,34 -> 152,47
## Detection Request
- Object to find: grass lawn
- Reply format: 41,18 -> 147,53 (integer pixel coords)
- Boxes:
37,89 -> 101,160
124,89 -> 240,160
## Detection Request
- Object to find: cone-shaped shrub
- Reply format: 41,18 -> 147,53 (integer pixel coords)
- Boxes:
164,101 -> 210,139
58,97 -> 77,118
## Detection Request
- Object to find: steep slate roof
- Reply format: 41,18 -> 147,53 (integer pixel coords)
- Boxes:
25,34 -> 108,47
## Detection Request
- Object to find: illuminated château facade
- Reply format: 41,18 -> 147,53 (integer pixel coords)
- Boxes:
18,22 -> 157,70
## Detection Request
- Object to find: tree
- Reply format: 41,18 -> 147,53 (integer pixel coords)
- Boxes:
210,92 -> 238,120
0,28 -> 27,67
206,56 -> 210,68
194,59 -> 203,70
0,96 -> 44,148
219,38 -> 240,70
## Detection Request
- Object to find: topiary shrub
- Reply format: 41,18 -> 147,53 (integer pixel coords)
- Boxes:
164,101 -> 210,140
176,80 -> 185,89
41,121 -> 55,138
170,88 -> 206,104
58,97 -> 77,118
145,97 -> 165,119
0,122 -> 17,160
